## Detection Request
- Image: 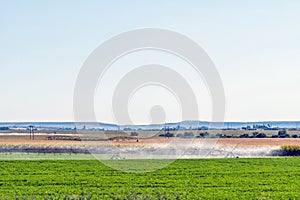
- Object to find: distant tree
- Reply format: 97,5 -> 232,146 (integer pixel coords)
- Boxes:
252,132 -> 266,138
198,132 -> 209,138
256,133 -> 267,138
252,132 -> 259,137
159,133 -> 174,138
278,130 -> 287,136
278,130 -> 290,138
239,133 -> 249,138
219,134 -> 228,138
130,132 -> 138,136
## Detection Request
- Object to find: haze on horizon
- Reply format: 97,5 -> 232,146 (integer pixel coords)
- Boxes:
1,1 -> 300,124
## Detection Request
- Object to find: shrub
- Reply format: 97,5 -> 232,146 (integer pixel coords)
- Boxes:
251,132 -> 266,138
278,130 -> 287,135
218,134 -> 232,138
279,134 -> 290,138
256,133 -> 267,138
158,133 -> 174,137
198,132 -> 209,138
239,134 -> 249,138
279,145 -> 300,156
278,130 -> 290,138
292,134 -> 298,138
130,132 -> 138,136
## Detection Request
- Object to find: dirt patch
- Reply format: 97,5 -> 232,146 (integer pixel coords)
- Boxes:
1,135 -> 300,147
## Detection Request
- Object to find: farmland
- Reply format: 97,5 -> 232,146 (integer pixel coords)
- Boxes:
1,129 -> 300,199
1,129 -> 300,148
1,129 -> 300,138
0,158 -> 300,199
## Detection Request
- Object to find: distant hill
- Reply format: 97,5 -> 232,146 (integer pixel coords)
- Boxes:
0,121 -> 300,130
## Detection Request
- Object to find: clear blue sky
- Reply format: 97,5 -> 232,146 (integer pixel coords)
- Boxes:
1,1 -> 300,122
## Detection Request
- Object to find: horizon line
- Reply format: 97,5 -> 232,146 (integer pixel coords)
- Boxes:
1,120 -> 300,125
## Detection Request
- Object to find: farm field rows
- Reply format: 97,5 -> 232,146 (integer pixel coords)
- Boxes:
1,136 -> 300,147
0,158 -> 300,199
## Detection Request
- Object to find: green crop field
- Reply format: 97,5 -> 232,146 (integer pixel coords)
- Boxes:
0,158 -> 299,199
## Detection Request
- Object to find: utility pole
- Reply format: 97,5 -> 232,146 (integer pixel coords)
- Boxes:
29,125 -> 34,140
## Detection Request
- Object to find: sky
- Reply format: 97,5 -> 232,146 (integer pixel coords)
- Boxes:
1,1 -> 300,123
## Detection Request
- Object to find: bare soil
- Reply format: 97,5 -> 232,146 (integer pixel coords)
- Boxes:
1,134 -> 300,147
